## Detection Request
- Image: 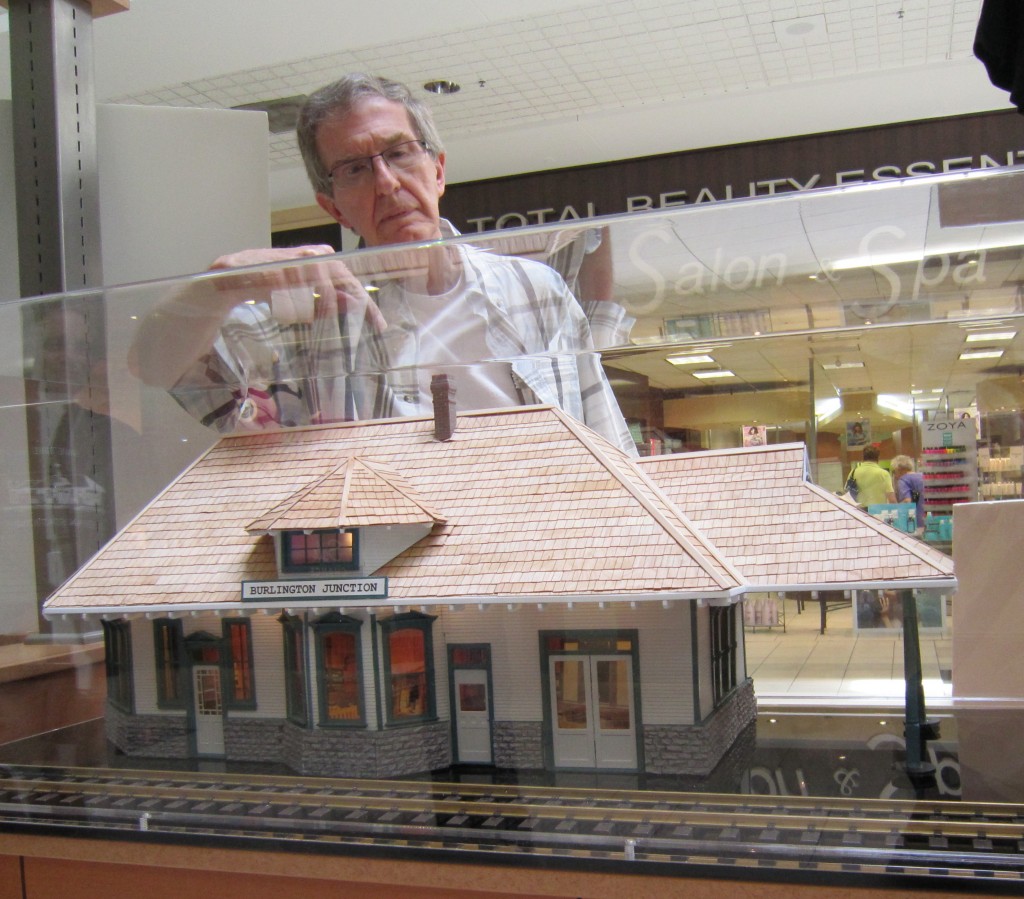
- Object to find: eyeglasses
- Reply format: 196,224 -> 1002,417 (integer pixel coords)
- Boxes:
328,140 -> 429,190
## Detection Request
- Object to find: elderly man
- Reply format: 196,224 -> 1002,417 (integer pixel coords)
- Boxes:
132,74 -> 635,454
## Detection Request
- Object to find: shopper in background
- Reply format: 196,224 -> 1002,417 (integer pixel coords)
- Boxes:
891,454 -> 926,531
848,445 -> 896,507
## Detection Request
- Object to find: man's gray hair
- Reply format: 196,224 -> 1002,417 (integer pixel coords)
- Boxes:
297,73 -> 444,194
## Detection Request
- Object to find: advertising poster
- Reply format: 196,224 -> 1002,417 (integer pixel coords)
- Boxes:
846,419 -> 871,447
743,425 -> 766,447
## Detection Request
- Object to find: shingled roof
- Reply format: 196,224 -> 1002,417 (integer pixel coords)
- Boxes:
638,443 -> 955,590
246,455 -> 446,533
42,410 -> 954,618
43,406 -> 746,616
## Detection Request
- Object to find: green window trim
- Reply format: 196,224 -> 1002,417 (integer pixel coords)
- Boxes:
313,612 -> 365,727
281,614 -> 309,727
282,528 -> 359,574
102,619 -> 134,714
152,618 -> 185,709
222,618 -> 257,710
710,605 -> 739,706
380,611 -> 437,727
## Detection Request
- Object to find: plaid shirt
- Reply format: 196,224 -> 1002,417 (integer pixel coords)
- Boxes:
171,243 -> 637,455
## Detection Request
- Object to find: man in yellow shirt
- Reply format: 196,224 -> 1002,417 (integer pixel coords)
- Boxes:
849,446 -> 897,507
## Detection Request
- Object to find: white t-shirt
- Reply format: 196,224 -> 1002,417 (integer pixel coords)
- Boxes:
394,271 -> 521,417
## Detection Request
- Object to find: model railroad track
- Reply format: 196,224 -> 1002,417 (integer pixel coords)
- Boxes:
2,765 -> 1023,889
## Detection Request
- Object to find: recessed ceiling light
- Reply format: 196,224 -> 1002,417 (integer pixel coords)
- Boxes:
959,349 -> 1004,360
965,330 -> 1016,342
423,79 -> 460,95
667,354 -> 715,366
773,14 -> 827,47
692,370 -> 736,380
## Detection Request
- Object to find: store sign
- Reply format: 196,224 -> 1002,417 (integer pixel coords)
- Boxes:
462,152 -> 1024,230
442,110 -> 1024,235
241,577 -> 388,600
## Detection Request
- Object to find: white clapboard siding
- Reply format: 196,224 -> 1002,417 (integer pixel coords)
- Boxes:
436,603 -> 696,723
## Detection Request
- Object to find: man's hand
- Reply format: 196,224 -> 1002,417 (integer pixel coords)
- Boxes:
209,245 -> 386,332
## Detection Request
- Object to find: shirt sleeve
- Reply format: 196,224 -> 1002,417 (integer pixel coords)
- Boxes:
579,299 -> 636,349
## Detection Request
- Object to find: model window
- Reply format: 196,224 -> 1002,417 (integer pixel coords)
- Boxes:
223,618 -> 256,709
313,614 -> 364,726
282,528 -> 358,572
102,619 -> 134,713
381,613 -> 436,725
710,605 -> 738,705
152,618 -> 184,709
281,615 -> 309,726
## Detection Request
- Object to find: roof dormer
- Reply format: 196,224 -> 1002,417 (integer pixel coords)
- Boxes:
246,454 -> 446,578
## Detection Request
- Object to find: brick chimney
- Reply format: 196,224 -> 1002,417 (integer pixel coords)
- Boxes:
431,374 -> 456,441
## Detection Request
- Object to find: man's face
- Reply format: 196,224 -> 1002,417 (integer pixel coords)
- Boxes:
314,96 -> 446,247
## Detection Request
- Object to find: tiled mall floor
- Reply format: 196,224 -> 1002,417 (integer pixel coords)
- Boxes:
746,596 -> 953,710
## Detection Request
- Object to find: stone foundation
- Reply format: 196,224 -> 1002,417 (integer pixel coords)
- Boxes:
492,720 -> 543,768
105,702 -> 189,759
281,719 -> 450,777
643,679 -> 757,776
106,683 -> 757,779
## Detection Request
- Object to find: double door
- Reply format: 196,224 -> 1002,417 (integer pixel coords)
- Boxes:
549,654 -> 636,769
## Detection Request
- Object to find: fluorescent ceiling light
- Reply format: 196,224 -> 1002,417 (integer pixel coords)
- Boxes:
667,354 -> 715,366
877,394 -> 915,417
958,349 -> 1004,360
815,397 -> 841,424
821,360 -> 864,370
692,370 -> 735,380
831,236 -> 1024,272
965,330 -> 1016,342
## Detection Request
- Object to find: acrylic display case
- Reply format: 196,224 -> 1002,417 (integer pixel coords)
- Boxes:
3,166 -> 1024,895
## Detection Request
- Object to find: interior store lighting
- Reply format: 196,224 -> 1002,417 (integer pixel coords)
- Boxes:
814,397 -> 842,423
821,360 -> 865,370
692,370 -> 735,380
964,330 -> 1016,342
423,79 -> 461,94
958,349 -> 1005,360
877,394 -> 915,417
831,236 -> 1024,272
666,354 -> 715,366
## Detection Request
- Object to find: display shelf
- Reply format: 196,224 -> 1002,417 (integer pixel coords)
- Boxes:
978,448 -> 1024,499
920,445 -> 977,516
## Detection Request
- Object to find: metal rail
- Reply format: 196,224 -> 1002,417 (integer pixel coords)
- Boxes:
2,764 -> 1023,890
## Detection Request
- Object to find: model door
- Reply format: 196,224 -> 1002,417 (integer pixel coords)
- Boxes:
453,668 -> 492,764
192,664 -> 225,756
550,655 -> 636,770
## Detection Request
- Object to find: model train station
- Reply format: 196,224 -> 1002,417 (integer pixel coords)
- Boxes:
43,392 -> 955,778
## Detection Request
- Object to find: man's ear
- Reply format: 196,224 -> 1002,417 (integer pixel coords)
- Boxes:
315,192 -> 353,231
435,152 -> 446,197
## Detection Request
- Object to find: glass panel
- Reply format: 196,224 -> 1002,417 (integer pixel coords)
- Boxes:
322,631 -> 360,720
226,620 -> 253,702
596,660 -> 630,731
6,167 -> 1024,880
195,669 -> 221,715
458,683 -> 487,713
553,660 -> 587,729
389,628 -> 426,718
451,646 -> 488,667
